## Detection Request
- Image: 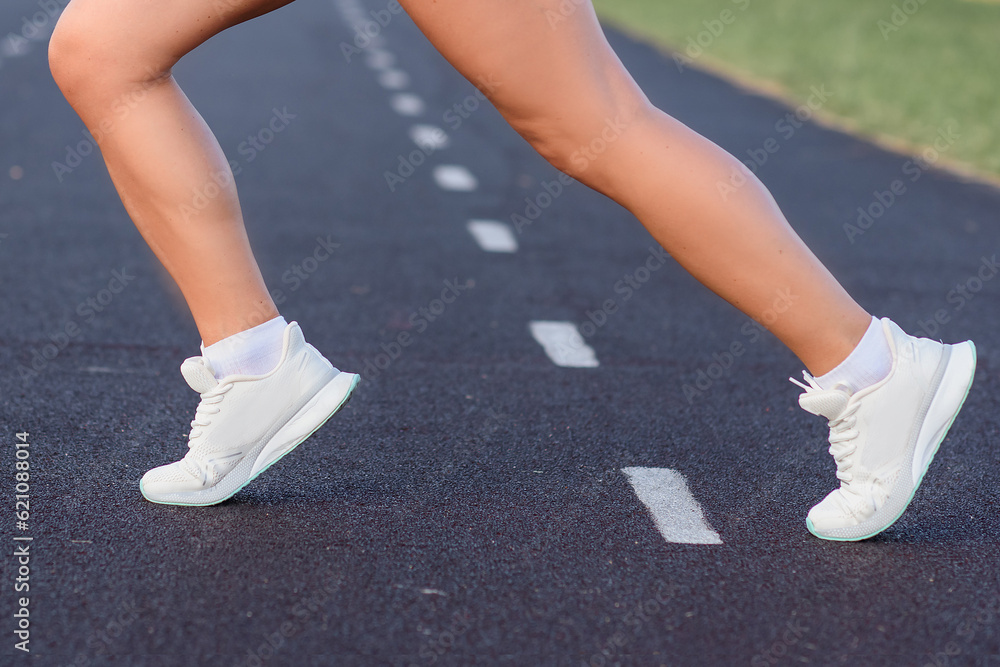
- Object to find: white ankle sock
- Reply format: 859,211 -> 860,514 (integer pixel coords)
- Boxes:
814,316 -> 893,393
201,316 -> 288,379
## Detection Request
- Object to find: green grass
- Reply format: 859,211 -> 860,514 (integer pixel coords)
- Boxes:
592,0 -> 1000,179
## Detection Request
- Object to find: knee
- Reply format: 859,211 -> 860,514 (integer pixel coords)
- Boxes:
48,4 -> 106,101
508,98 -> 653,181
48,2 -> 168,107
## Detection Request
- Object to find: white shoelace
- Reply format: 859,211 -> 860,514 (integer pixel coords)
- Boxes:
179,383 -> 236,485
824,401 -> 861,483
790,375 -> 861,483
188,383 -> 234,444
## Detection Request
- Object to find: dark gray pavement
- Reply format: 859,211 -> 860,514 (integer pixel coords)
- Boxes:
1,0 -> 999,664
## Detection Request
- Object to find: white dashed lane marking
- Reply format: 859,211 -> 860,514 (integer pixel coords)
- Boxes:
364,48 -> 396,70
466,220 -> 518,253
409,124 -> 450,151
528,321 -> 599,368
622,467 -> 722,545
377,68 -> 410,90
390,93 -> 425,117
433,165 -> 478,192
79,367 -> 158,376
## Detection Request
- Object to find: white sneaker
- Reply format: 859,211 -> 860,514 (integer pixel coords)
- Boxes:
140,322 -> 359,506
792,318 -> 976,541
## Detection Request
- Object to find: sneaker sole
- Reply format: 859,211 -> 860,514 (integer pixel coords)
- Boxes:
139,371 -> 360,506
807,340 -> 977,541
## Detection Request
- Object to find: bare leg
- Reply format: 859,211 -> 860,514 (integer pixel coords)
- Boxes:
50,0 -> 368,509
399,0 -> 870,375
50,0 -> 869,372
49,0 -> 293,345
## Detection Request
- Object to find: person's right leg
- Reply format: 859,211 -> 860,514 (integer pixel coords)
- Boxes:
399,0 -> 870,376
397,0 -> 977,540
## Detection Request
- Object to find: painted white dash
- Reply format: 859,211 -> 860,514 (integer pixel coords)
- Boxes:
419,588 -> 448,596
433,165 -> 478,192
364,48 -> 396,70
622,467 -> 722,545
409,124 -> 450,151
377,68 -> 410,90
529,321 -> 599,368
467,219 -> 518,253
79,367 -> 157,376
390,93 -> 425,117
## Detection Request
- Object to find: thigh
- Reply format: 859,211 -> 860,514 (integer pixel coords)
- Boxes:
54,0 -> 297,74
396,0 -> 649,131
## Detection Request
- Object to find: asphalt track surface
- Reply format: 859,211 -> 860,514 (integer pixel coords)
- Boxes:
2,0 -> 1000,665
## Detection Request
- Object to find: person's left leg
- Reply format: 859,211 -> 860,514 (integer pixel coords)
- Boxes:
397,0 -> 978,540
50,0 -> 360,506
49,0 -> 291,346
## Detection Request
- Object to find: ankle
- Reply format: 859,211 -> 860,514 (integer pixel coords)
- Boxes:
813,316 -> 892,393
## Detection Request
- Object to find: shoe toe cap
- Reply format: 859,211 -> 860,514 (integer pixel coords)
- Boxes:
807,489 -> 871,532
140,463 -> 207,497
